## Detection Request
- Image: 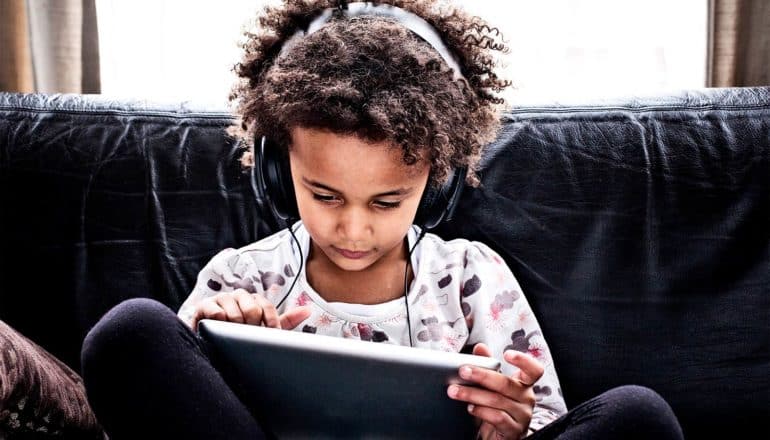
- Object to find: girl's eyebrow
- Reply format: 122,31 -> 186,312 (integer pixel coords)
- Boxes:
301,177 -> 414,197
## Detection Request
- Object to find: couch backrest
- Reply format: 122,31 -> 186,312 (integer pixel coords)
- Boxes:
1,88 -> 768,439
0,93 -> 273,370
434,87 -> 770,438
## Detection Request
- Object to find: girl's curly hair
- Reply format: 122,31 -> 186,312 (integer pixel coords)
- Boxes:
229,0 -> 511,187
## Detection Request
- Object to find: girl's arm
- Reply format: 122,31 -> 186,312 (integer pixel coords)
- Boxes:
178,247 -> 308,330
178,248 -> 244,327
457,242 -> 568,435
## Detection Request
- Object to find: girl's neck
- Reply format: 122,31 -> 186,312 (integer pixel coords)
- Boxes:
305,240 -> 413,305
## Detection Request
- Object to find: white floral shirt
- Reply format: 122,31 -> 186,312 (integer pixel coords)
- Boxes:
178,222 -> 567,433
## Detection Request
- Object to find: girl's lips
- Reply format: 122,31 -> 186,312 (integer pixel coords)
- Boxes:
333,246 -> 372,260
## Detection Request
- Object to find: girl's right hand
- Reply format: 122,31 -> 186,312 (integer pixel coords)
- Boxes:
191,289 -> 311,332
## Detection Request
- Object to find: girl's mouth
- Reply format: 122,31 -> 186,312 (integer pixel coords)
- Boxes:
333,246 -> 372,260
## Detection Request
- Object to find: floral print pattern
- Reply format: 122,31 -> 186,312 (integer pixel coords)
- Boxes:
178,223 -> 567,432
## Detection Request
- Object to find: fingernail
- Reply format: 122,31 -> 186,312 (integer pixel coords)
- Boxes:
467,404 -> 475,413
447,385 -> 459,398
460,366 -> 473,379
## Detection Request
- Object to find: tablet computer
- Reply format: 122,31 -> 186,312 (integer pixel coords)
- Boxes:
197,319 -> 501,439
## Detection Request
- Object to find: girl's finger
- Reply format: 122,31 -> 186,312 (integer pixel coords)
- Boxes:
472,342 -> 493,358
476,421 -> 494,440
253,294 -> 280,328
468,404 -> 523,439
236,292 -> 264,326
448,382 -> 531,427
192,300 -> 226,331
504,350 -> 544,387
216,292 -> 245,324
456,364 -> 516,398
279,306 -> 312,330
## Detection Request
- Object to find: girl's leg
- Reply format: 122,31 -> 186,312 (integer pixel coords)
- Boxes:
529,385 -> 683,440
81,297 -> 267,440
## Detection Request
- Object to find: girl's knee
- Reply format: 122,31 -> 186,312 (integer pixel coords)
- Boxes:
604,385 -> 683,440
608,385 -> 672,415
81,298 -> 178,368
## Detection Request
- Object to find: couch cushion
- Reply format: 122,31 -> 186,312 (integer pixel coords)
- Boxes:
0,320 -> 105,439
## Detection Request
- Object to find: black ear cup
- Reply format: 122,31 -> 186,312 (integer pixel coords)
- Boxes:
252,136 -> 299,224
414,167 -> 467,230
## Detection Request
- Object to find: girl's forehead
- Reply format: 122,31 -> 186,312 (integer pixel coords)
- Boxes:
288,126 -> 429,184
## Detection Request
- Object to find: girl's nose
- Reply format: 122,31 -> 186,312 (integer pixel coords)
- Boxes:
337,206 -> 372,243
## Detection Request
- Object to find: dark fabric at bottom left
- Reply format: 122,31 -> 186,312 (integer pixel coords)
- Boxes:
0,320 -> 105,439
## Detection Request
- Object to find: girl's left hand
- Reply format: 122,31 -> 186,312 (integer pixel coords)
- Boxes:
447,343 -> 544,440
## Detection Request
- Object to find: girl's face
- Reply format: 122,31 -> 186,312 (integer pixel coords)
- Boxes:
288,126 -> 430,272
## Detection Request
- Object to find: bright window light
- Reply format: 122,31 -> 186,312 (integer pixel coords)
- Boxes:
96,0 -> 708,106
95,0 -> 263,106
464,0 -> 709,103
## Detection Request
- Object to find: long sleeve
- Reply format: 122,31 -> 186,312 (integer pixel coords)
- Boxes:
176,227 -> 305,328
460,242 -> 567,433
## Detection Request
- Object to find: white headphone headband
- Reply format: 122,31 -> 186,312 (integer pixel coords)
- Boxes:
282,2 -> 464,81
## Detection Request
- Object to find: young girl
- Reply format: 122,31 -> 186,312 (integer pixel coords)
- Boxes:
81,1 -> 683,439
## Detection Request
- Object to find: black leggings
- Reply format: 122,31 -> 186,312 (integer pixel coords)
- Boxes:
81,298 -> 683,440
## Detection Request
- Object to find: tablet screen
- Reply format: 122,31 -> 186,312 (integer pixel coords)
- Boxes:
198,319 -> 501,439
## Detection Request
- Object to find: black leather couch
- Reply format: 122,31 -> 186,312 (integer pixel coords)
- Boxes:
1,88 -> 768,439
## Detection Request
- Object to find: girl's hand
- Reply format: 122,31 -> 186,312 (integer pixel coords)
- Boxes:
447,343 -> 544,440
191,289 -> 311,332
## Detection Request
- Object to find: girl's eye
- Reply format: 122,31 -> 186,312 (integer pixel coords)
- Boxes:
373,200 -> 401,210
312,193 -> 399,209
312,193 -> 338,203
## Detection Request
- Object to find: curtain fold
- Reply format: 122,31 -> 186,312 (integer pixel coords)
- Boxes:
0,0 -> 34,92
0,0 -> 100,93
708,0 -> 770,87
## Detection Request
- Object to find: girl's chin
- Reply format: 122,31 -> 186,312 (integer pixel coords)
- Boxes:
327,254 -> 377,272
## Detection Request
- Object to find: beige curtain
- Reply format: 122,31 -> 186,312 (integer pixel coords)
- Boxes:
0,0 -> 100,93
0,0 -> 33,92
708,0 -> 770,87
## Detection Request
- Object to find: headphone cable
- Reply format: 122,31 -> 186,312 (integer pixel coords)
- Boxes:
276,221 -> 426,347
404,226 -> 428,347
276,221 -> 303,309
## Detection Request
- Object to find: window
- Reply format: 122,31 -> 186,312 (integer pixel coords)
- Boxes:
96,0 -> 708,105
463,0 -> 708,103
95,0 -> 261,106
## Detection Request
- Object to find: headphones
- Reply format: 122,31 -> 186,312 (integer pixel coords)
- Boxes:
249,3 -> 469,346
249,2 -> 469,231
251,135 -> 466,230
